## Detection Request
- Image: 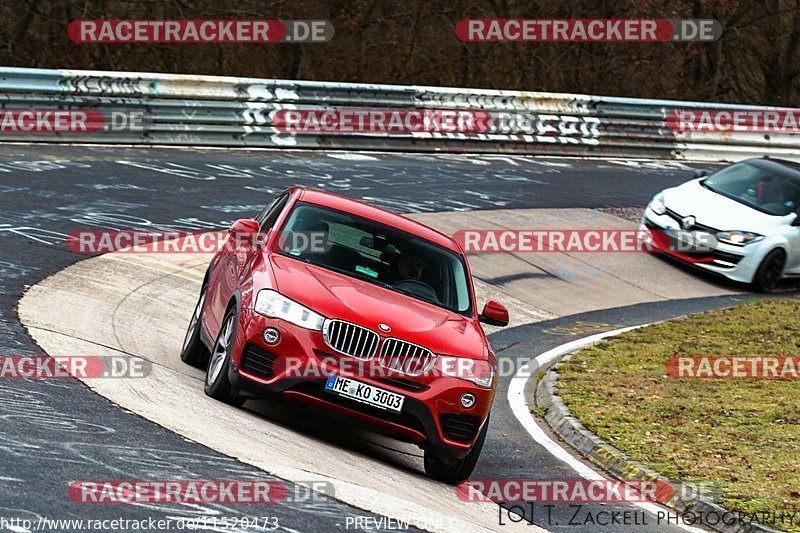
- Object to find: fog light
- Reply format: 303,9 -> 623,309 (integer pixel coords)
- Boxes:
263,327 -> 280,345
460,393 -> 476,409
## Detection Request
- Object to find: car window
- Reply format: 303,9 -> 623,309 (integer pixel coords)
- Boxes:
327,223 -> 382,259
703,162 -> 800,216
277,202 -> 471,314
256,193 -> 289,230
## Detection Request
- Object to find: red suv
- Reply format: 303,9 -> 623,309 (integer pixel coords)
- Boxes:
180,187 -> 509,484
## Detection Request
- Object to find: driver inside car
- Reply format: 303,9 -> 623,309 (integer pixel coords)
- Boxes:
385,251 -> 427,283
381,250 -> 441,304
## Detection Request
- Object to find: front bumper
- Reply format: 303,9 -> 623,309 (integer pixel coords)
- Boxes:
228,308 -> 494,459
639,206 -> 764,283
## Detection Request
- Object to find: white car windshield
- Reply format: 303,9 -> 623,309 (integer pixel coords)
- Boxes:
702,161 -> 800,216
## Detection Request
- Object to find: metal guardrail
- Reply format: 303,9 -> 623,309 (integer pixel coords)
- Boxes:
0,66 -> 798,161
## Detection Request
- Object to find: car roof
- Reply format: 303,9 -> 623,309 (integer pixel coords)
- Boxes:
746,157 -> 800,179
292,187 -> 461,253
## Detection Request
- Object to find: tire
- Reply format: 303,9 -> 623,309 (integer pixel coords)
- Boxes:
424,415 -> 489,485
752,249 -> 786,293
204,308 -> 246,407
180,286 -> 210,368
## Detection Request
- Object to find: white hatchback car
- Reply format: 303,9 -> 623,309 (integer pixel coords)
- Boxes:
641,157 -> 800,292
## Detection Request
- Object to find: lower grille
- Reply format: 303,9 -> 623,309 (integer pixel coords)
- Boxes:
439,413 -> 480,443
241,344 -> 278,379
375,377 -> 430,392
323,319 -> 379,360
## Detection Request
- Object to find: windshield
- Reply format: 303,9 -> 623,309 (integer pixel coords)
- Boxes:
702,161 -> 800,216
277,202 -> 472,314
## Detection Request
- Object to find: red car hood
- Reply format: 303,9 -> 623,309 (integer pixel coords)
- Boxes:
268,254 -> 487,359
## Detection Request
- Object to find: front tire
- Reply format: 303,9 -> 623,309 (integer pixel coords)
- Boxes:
204,309 -> 246,407
752,249 -> 786,293
180,286 -> 210,368
424,415 -> 489,485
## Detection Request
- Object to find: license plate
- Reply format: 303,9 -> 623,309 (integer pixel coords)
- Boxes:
324,375 -> 405,413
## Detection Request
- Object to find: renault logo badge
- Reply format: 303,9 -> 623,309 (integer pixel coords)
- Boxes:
681,216 -> 696,230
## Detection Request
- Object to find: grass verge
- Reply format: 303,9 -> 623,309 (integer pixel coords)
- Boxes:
557,296 -> 800,532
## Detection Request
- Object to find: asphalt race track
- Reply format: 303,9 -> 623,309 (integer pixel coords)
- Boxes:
0,144 -> 748,532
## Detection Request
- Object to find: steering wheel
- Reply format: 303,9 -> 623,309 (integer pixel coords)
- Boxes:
393,279 -> 439,303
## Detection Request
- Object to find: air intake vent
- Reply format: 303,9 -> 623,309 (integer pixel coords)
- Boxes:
323,319 -> 379,360
241,344 -> 278,379
439,413 -> 480,443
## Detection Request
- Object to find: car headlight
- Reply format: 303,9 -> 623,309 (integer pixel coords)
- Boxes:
437,356 -> 494,388
649,192 -> 667,215
253,289 -> 325,330
715,231 -> 764,246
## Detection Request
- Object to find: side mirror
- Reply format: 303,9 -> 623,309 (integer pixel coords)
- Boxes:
479,300 -> 509,327
693,169 -> 709,179
229,218 -> 260,236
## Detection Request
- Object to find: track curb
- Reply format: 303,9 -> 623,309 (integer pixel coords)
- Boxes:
533,341 -> 777,533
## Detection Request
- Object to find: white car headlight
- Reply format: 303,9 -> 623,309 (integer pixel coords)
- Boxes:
254,289 -> 325,330
715,231 -> 764,246
649,192 -> 667,215
437,356 -> 495,388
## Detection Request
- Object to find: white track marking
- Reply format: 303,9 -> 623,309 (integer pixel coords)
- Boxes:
326,152 -> 378,161
507,326 -> 706,533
